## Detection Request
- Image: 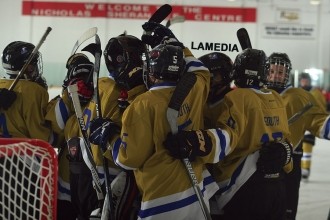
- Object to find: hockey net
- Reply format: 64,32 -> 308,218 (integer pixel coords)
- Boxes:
0,138 -> 58,220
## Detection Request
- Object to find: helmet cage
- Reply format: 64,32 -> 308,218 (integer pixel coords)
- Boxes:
104,38 -> 128,80
2,41 -> 43,80
63,63 -> 94,89
266,56 -> 291,90
104,35 -> 147,90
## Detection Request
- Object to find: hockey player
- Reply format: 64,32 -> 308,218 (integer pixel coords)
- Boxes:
110,21 -> 220,219
164,48 -> 293,220
47,52 -> 94,220
0,41 -> 51,140
199,52 -> 233,129
298,72 -> 327,181
266,53 -> 330,220
0,41 -> 52,220
68,34 -> 147,219
198,52 -> 234,218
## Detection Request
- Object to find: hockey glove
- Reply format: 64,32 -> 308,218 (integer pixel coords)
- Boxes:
89,117 -> 121,151
257,140 -> 293,178
141,22 -> 183,48
163,130 -> 212,161
0,88 -> 17,110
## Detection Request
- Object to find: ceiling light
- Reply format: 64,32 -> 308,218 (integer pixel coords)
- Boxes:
310,0 -> 321,5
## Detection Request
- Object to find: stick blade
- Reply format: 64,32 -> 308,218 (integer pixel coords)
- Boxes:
149,4 -> 172,23
237,28 -> 252,50
71,27 -> 98,55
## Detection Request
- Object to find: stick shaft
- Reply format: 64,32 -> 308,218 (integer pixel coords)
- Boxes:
67,84 -> 104,200
288,102 -> 313,125
166,73 -> 211,220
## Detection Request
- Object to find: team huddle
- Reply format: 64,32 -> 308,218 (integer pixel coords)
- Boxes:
1,4 -> 330,220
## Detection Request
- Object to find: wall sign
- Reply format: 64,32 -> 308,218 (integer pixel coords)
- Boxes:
22,1 -> 256,22
262,23 -> 316,39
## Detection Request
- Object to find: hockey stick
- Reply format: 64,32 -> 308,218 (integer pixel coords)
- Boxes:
165,15 -> 185,28
67,84 -> 105,201
71,27 -> 98,55
166,73 -> 212,220
143,4 -> 172,36
9,27 -> 52,91
149,4 -> 172,23
237,28 -> 252,50
83,35 -> 115,220
288,102 -> 313,125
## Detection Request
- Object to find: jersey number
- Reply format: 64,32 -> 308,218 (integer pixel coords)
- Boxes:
260,132 -> 283,144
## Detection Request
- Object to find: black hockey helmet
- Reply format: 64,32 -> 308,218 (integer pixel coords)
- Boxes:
63,53 -> 94,104
63,53 -> 94,88
298,72 -> 312,91
147,44 -> 185,81
266,52 -> 292,90
66,52 -> 90,70
231,48 -> 267,88
1,41 -> 43,81
299,72 -> 311,83
104,35 -> 146,90
199,52 -> 233,86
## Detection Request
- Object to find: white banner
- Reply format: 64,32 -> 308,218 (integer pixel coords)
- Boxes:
262,23 -> 316,39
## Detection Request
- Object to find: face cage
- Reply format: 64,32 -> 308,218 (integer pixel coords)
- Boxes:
142,60 -> 152,89
267,62 -> 290,89
108,50 -> 130,80
63,63 -> 94,90
4,52 -> 43,80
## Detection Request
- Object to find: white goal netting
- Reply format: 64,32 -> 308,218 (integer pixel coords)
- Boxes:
0,138 -> 58,220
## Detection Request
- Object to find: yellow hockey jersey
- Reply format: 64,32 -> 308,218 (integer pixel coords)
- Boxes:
45,89 -> 74,136
310,87 -> 327,112
204,87 -> 233,129
0,79 -> 51,141
64,76 -> 146,186
281,86 -> 330,148
45,88 -> 78,201
206,88 -> 291,210
113,48 -> 219,219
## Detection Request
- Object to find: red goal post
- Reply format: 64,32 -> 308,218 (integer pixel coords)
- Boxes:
0,138 -> 58,220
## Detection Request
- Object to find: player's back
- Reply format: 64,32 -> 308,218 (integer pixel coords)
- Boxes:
213,87 -> 290,182
283,87 -> 330,146
0,78 -> 50,140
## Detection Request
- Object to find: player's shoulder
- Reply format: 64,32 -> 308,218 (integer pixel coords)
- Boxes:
225,87 -> 259,98
284,87 -> 313,101
285,87 -> 307,95
98,76 -> 115,84
18,80 -> 48,94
